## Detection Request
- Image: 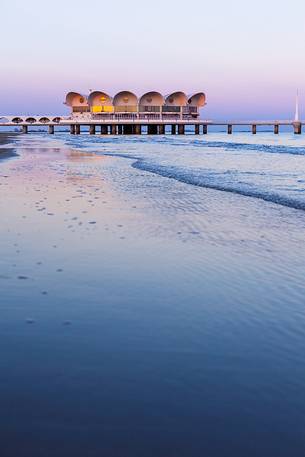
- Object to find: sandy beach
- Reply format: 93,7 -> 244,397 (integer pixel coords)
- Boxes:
1,133 -> 305,457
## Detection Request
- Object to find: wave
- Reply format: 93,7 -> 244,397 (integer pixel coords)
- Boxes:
61,134 -> 305,212
63,134 -> 305,157
132,160 -> 305,212
190,140 -> 305,156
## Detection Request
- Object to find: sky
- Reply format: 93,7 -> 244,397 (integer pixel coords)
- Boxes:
1,0 -> 305,119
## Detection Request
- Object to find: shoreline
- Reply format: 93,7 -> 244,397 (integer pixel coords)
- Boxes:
0,150 -> 18,161
61,131 -> 305,214
2,132 -> 305,212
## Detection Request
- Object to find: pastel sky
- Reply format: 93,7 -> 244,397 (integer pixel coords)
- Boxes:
1,0 -> 305,119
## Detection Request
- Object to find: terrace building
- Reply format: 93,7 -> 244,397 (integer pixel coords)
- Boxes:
65,90 -> 206,121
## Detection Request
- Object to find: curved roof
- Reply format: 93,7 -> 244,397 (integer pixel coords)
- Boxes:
113,91 -> 138,106
139,91 -> 164,106
188,92 -> 206,107
88,91 -> 112,106
165,91 -> 188,106
65,92 -> 88,106
64,90 -> 206,110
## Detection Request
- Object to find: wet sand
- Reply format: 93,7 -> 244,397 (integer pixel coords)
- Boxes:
0,133 -> 18,160
1,135 -> 305,457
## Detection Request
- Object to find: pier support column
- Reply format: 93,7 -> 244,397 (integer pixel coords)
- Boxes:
293,122 -> 302,135
195,124 -> 200,135
134,124 -> 142,135
171,124 -> 176,135
252,124 -> 257,135
118,125 -> 123,135
75,124 -> 80,135
274,124 -> 279,134
70,124 -> 75,135
203,124 -> 208,134
22,125 -> 28,134
123,125 -> 133,135
110,124 -> 117,135
48,125 -> 54,134
147,125 -> 158,135
159,124 -> 165,135
101,125 -> 108,135
89,125 -> 95,135
178,124 -> 185,135
227,124 -> 233,134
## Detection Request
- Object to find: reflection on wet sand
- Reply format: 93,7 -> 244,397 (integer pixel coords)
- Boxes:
0,133 -> 18,160
1,134 -> 305,457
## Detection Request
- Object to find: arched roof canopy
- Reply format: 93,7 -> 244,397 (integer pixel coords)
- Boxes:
88,91 -> 112,106
188,92 -> 206,107
65,92 -> 88,107
39,117 -> 50,123
26,117 -> 37,123
139,91 -> 164,106
113,91 -> 138,106
0,117 -> 10,123
12,117 -> 23,123
165,91 -> 188,106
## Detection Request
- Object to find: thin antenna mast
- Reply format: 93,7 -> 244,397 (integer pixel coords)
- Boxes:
295,90 -> 299,122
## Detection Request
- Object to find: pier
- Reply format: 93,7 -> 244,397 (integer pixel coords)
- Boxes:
1,90 -> 303,135
0,117 -> 303,135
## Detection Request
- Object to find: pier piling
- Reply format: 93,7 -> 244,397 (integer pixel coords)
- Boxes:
22,125 -> 28,134
228,124 -> 233,134
171,125 -> 176,135
123,125 -> 133,135
147,125 -> 158,135
159,124 -> 165,135
195,124 -> 200,135
178,124 -> 185,135
134,124 -> 141,135
293,122 -> 302,135
203,124 -> 208,134
89,125 -> 95,135
274,124 -> 279,134
252,124 -> 257,135
75,124 -> 80,135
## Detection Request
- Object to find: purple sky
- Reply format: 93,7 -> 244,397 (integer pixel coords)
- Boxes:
1,0 -> 305,120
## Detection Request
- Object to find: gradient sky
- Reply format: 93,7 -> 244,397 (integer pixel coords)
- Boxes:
1,0 -> 305,119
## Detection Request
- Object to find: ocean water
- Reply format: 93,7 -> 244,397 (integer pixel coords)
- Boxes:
1,132 -> 305,457
64,131 -> 305,210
